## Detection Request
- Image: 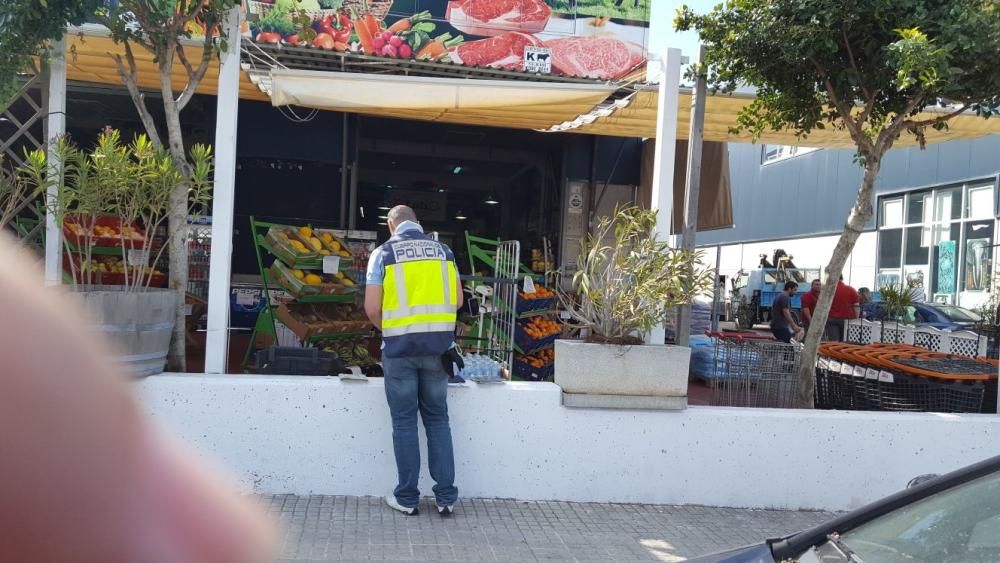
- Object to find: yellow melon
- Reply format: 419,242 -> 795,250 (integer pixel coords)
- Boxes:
304,274 -> 323,285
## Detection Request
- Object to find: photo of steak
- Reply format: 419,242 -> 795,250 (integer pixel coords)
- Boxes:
544,35 -> 646,80
446,0 -> 552,37
448,31 -> 543,70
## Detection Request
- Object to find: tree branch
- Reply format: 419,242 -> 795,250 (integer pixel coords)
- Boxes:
175,32 -> 214,111
810,57 -> 872,153
112,44 -> 163,147
905,104 -> 969,129
842,27 -> 874,106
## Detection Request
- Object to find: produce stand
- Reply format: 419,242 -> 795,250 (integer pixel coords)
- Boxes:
463,232 -> 560,382
242,216 -> 372,371
816,343 -> 999,413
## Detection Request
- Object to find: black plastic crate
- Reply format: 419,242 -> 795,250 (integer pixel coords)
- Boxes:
516,296 -> 555,316
512,358 -> 554,382
255,346 -> 344,376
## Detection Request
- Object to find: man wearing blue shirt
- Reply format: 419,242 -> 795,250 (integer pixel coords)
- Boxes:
364,205 -> 463,517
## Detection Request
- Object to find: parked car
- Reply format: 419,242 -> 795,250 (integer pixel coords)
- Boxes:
688,454 -> 1000,562
866,301 -> 983,330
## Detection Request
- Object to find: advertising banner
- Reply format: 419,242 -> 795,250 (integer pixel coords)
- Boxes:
244,0 -> 651,81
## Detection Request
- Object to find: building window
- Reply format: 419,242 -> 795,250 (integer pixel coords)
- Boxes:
761,145 -> 819,165
877,180 -> 997,305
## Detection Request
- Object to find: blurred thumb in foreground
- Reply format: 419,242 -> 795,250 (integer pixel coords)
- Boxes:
0,235 -> 276,563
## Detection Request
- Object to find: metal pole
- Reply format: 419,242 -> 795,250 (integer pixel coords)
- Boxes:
676,44 -> 707,347
710,244 -> 722,333
204,7 -> 242,374
348,116 -> 359,231
42,37 -> 67,286
339,113 -> 349,228
647,47 -> 682,346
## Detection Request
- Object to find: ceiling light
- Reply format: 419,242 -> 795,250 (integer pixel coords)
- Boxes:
378,205 -> 391,211
455,210 -> 467,220
386,184 -> 393,189
359,206 -> 365,218
484,193 -> 499,205
438,188 -> 446,193
378,221 -> 388,226
378,214 -> 388,220
452,166 -> 463,175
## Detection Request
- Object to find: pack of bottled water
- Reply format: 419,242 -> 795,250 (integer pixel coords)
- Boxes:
457,354 -> 504,383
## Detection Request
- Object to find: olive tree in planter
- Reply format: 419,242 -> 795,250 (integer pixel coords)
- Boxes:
21,128 -> 213,376
555,205 -> 713,410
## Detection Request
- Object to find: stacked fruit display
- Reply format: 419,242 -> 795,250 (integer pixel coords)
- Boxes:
513,347 -> 555,381
276,302 -> 371,340
516,284 -> 556,315
63,216 -> 149,249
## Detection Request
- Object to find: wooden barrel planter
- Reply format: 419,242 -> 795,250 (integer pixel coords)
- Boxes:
73,286 -> 178,377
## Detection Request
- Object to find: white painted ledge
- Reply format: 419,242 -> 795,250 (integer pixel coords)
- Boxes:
139,373 -> 1000,512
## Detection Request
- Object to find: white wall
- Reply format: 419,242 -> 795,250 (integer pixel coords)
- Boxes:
140,374 -> 1000,512
710,231 -> 879,290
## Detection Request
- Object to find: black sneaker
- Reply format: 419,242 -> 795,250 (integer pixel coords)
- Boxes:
436,503 -> 454,517
385,495 -> 419,516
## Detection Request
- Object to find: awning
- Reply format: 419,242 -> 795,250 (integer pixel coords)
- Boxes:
559,90 -> 1000,148
63,30 -> 268,102
638,140 -> 734,233
266,69 -> 617,131
61,29 -> 1000,146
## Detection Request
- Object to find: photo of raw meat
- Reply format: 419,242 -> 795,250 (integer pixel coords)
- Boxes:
544,35 -> 645,80
446,0 -> 552,37
448,31 -> 542,70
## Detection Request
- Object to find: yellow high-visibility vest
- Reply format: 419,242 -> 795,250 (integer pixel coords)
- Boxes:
379,232 -> 458,357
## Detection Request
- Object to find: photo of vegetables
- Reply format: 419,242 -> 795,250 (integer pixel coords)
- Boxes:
243,0 -> 651,78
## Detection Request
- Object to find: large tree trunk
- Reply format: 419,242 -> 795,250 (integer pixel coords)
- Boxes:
796,156 -> 883,408
160,55 -> 192,373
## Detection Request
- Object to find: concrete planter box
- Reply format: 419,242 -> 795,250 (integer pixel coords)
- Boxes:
554,339 -> 690,410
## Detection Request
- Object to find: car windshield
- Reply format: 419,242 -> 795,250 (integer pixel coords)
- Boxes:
836,472 -> 1000,563
932,305 -> 982,323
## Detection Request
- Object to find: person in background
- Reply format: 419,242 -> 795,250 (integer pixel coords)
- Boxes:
799,278 -> 822,328
826,275 -> 860,341
770,281 -> 802,343
858,287 -> 877,319
364,205 -> 463,517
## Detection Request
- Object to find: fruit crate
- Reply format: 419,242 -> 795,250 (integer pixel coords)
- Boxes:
516,295 -> 555,316
275,302 -> 372,341
62,253 -> 167,287
63,214 -> 151,250
512,358 -> 554,382
263,226 -> 320,269
255,346 -> 344,376
269,260 -> 359,299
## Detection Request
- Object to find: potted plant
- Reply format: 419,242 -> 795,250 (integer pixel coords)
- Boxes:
20,128 -> 213,376
877,282 -> 915,344
555,205 -> 713,410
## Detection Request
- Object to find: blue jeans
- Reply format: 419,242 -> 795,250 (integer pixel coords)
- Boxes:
382,355 -> 458,508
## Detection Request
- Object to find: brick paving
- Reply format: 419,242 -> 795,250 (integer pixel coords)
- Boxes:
261,495 -> 838,562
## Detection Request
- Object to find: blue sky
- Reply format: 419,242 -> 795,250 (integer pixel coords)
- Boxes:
646,0 -> 714,80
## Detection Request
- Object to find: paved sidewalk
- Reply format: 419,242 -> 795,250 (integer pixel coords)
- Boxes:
262,495 -> 837,562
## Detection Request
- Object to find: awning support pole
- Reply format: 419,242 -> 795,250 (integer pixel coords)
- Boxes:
204,7 -> 243,374
42,36 -> 67,286
676,44 -> 707,347
646,48 -> 682,346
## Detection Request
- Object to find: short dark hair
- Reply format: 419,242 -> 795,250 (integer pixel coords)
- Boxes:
811,279 -> 821,284
784,281 -> 799,291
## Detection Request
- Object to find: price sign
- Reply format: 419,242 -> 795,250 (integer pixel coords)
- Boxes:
879,371 -> 895,383
322,256 -> 341,274
853,366 -> 867,379
865,368 -> 880,380
127,249 -> 150,266
840,363 -> 854,376
522,275 -> 536,294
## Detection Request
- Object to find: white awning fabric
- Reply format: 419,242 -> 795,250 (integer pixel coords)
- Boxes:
268,69 -> 617,130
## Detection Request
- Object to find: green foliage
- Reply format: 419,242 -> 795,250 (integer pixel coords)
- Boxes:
675,0 -> 1000,151
0,158 -> 43,231
0,0 -> 102,109
20,129 -> 213,289
558,205 -> 714,343
877,282 -> 914,323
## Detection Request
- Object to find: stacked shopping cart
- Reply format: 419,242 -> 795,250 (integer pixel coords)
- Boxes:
816,343 -> 998,413
708,332 -> 801,408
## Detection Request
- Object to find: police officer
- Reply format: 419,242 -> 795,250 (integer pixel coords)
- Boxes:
364,205 -> 464,517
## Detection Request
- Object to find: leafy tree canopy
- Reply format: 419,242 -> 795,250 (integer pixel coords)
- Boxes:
0,0 -> 102,108
676,0 -> 1000,154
